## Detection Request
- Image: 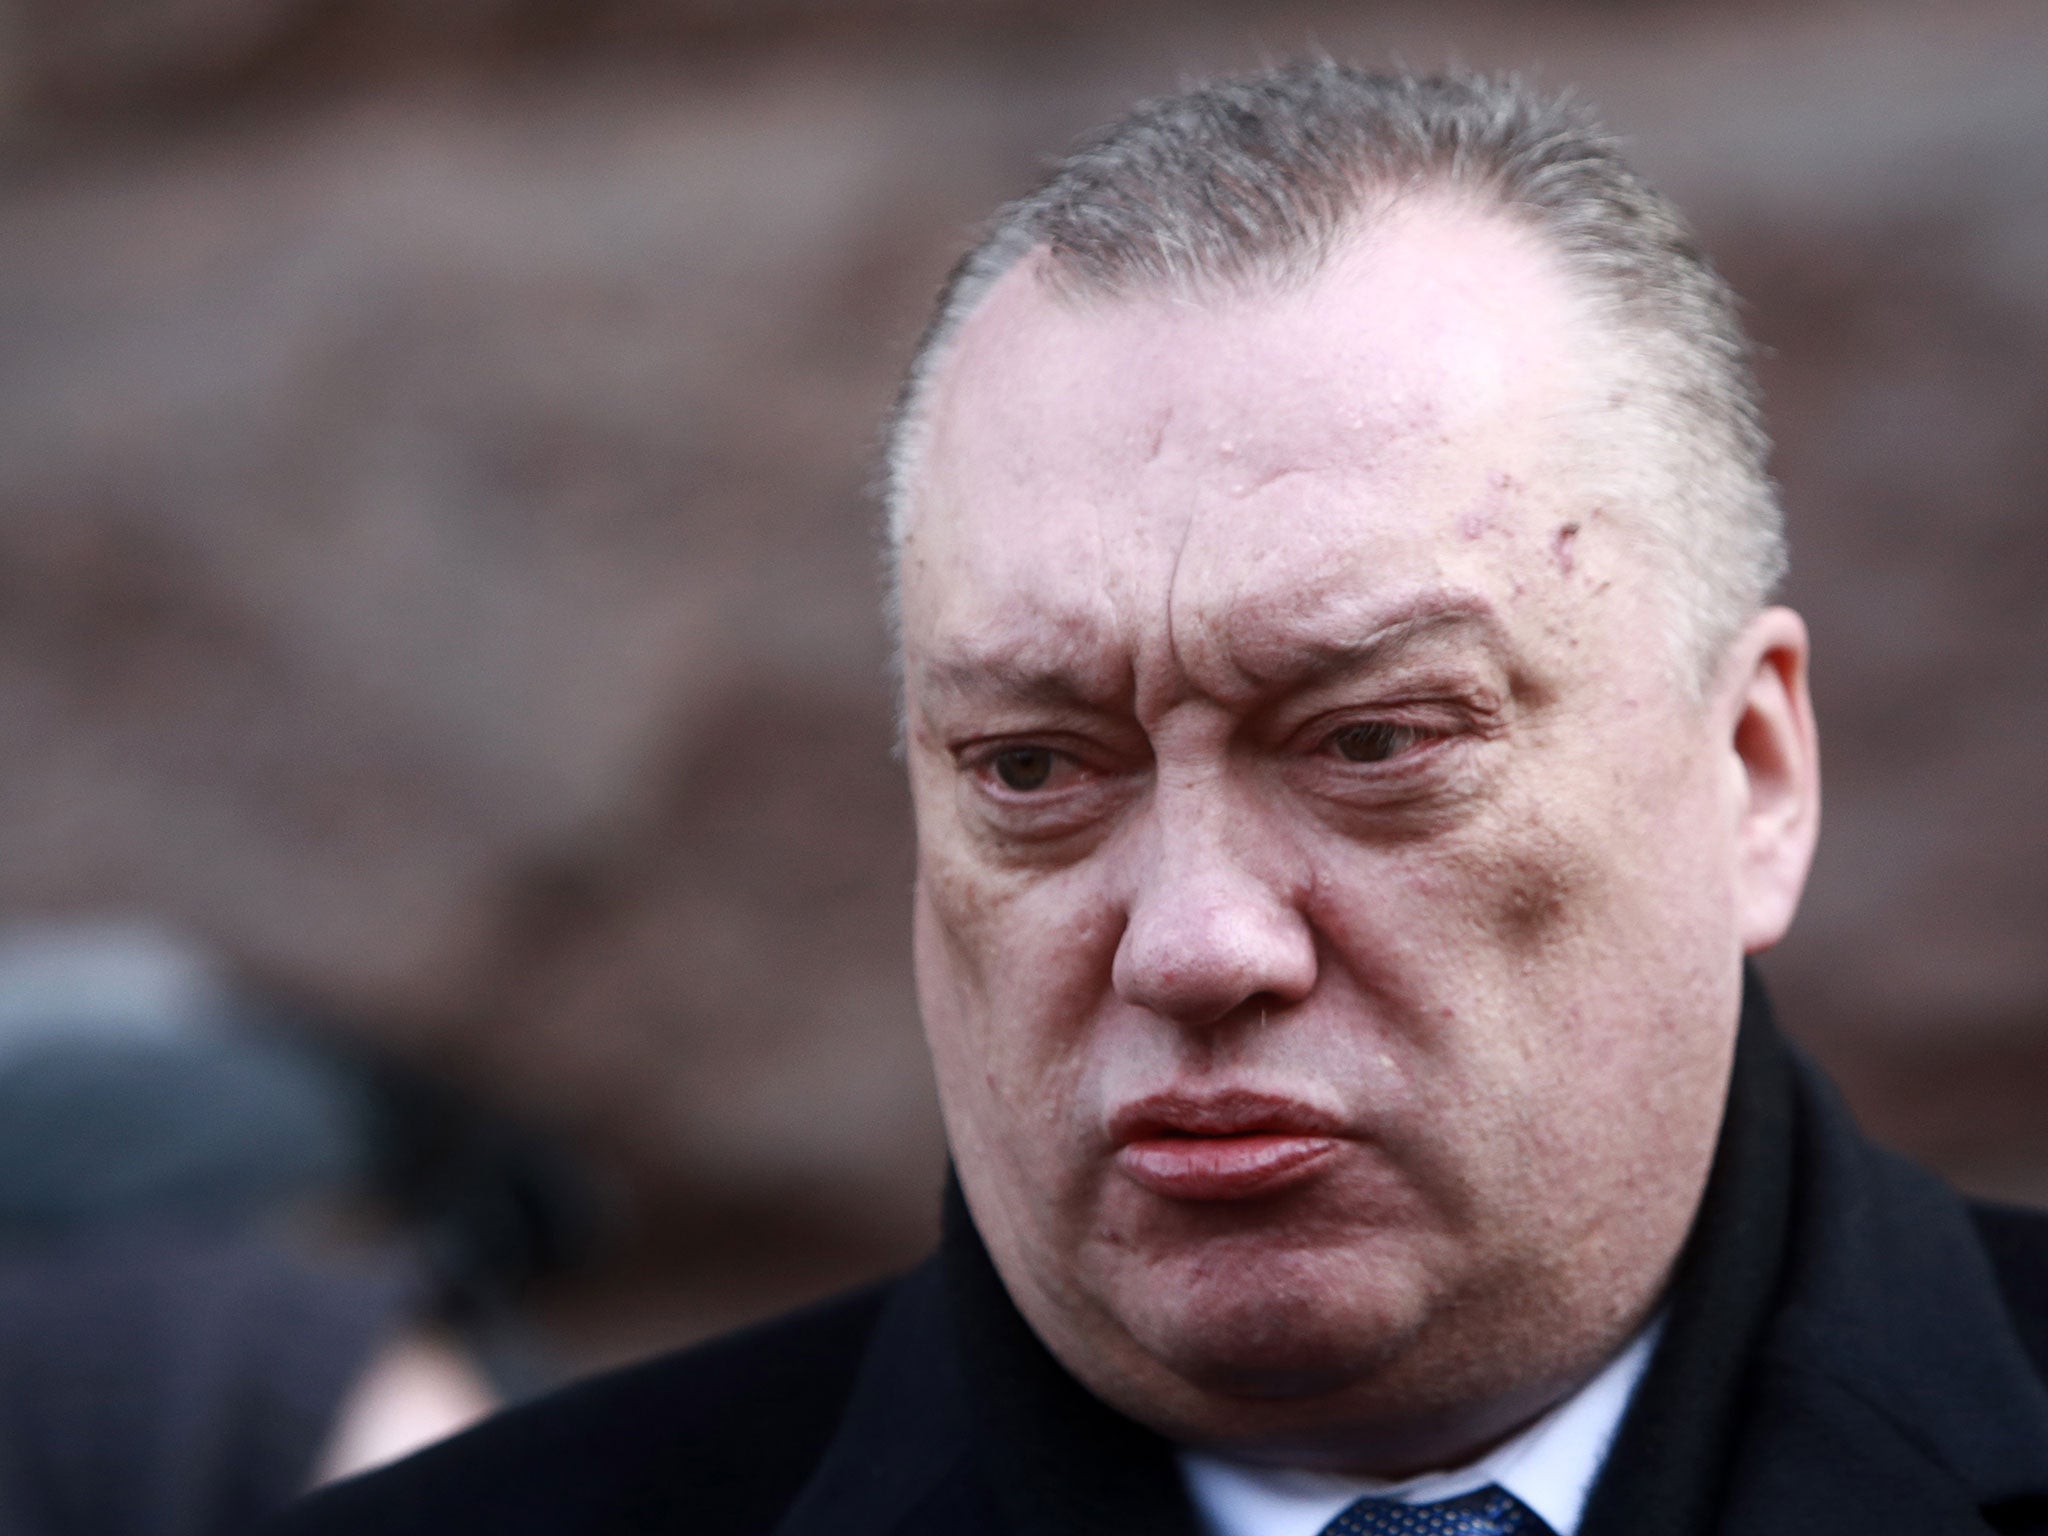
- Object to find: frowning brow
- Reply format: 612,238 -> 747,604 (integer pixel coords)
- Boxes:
912,641 -> 1133,714
909,591 -> 1514,716
1224,596 -> 1515,692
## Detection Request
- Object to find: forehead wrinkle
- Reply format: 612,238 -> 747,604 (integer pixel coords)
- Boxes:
1149,476 -> 1209,720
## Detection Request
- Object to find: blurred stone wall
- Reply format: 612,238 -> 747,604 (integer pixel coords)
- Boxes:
2,0 -> 2044,1361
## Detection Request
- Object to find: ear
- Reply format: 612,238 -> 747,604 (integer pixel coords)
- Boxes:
1723,606 -> 1821,953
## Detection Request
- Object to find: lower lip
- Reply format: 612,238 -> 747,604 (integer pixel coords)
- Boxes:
1115,1134 -> 1341,1201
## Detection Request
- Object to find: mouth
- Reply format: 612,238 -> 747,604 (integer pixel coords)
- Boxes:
1109,1091 -> 1346,1202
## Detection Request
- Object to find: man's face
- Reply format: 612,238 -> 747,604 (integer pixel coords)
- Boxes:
898,203 -> 1792,1468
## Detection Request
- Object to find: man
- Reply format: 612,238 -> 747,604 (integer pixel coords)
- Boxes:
268,63 -> 2048,1536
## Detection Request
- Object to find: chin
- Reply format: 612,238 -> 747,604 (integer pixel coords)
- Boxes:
1106,1239 -> 1436,1402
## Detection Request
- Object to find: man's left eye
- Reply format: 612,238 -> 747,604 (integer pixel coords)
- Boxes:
1328,722 -> 1426,763
991,747 -> 1059,790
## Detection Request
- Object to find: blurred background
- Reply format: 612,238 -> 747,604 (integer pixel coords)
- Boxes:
1,0 -> 2044,1388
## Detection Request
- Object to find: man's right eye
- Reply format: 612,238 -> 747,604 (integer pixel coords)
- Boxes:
991,747 -> 1057,791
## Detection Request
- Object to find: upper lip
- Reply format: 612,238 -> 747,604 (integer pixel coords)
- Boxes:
1108,1089 -> 1347,1147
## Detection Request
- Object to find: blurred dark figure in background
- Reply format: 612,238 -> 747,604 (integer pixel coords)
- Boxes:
0,921 -> 602,1536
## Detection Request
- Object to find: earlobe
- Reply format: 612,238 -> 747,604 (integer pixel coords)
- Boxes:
1727,606 -> 1821,953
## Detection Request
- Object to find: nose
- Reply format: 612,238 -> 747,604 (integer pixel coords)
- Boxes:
1110,782 -> 1318,1029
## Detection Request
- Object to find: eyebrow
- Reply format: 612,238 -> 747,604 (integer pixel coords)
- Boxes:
1224,596 -> 1514,693
911,590 -> 1512,713
914,642 -> 1131,714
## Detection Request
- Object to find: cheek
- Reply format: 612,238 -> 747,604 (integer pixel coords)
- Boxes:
915,833 -> 1117,1009
907,757 -> 1011,1008
912,831 -> 1126,1146
911,853 -> 1015,1124
1453,712 -> 1737,967
1306,810 -> 1601,997
914,856 -> 1133,1271
1362,737 -> 1738,1129
1479,813 -> 1595,956
1295,734 -> 1725,1110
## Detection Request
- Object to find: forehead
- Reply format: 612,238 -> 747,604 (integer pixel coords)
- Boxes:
900,202 -> 1618,698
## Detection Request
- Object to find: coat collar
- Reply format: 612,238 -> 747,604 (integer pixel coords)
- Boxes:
768,1258 -> 982,1536
772,1186 -> 1201,1536
1589,976 -> 2048,1536
1715,1038 -> 2048,1535
779,977 -> 2048,1536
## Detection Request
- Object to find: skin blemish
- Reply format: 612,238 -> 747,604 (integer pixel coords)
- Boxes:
1461,471 -> 1522,541
1551,521 -> 1581,575
1142,406 -> 1173,463
1234,464 -> 1311,500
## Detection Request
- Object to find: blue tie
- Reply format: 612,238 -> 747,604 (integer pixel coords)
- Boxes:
1317,1483 -> 1555,1536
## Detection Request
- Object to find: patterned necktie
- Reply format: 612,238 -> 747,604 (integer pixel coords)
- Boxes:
1317,1483 -> 1556,1536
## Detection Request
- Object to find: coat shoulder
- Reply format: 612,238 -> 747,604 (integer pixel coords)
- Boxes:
261,1276 -> 898,1536
1971,1199 -> 2048,1386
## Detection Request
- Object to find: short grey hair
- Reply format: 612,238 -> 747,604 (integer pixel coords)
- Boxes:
884,61 -> 1785,675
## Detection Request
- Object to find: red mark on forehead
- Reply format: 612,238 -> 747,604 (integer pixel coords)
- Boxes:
1552,521 -> 1581,575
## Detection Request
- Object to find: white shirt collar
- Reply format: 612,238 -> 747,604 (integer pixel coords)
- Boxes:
1178,1316 -> 1662,1536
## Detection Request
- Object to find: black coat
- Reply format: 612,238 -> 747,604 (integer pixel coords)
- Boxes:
266,988 -> 2048,1535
